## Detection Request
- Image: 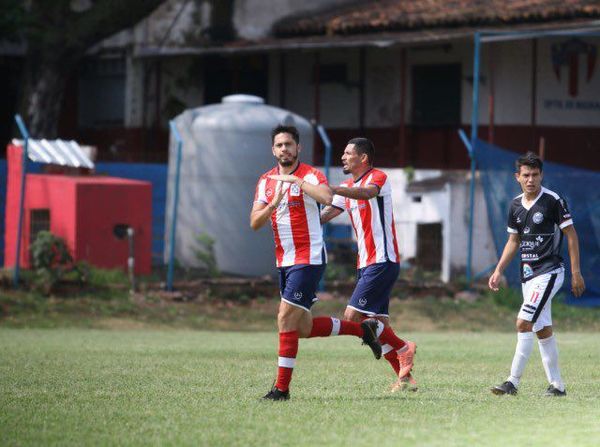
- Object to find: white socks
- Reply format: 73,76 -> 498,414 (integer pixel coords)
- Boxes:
538,335 -> 564,391
508,332 -> 534,387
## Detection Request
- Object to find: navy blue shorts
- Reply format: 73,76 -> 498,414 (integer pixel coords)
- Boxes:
278,264 -> 326,312
348,261 -> 399,317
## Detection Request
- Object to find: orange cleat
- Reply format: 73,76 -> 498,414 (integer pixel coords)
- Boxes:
391,373 -> 418,393
397,341 -> 417,378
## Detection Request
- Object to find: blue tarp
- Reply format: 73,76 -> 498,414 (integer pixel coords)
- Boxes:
475,139 -> 600,307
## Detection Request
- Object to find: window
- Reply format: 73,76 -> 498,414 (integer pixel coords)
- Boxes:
312,64 -> 348,84
78,57 -> 125,128
412,64 -> 461,127
204,55 -> 268,104
416,222 -> 442,271
29,209 -> 50,245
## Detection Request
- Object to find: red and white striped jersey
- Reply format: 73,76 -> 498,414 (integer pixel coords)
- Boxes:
254,163 -> 328,267
332,168 -> 400,269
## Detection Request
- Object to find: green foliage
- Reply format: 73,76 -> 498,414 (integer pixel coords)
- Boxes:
194,232 -> 219,277
403,165 -> 415,182
485,286 -> 523,310
29,231 -> 86,294
0,0 -> 26,41
323,261 -> 355,282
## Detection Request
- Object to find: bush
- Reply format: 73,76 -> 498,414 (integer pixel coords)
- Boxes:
29,231 -> 87,294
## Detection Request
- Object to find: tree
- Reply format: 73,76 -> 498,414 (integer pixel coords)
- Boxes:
6,0 -> 164,138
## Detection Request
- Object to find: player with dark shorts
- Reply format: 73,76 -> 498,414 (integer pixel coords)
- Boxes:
321,137 -> 417,392
489,152 -> 585,397
251,125 -> 384,401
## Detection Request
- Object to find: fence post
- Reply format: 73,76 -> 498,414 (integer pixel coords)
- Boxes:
166,120 -> 183,291
13,114 -> 30,288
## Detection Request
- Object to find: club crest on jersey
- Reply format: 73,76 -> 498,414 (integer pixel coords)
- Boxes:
358,297 -> 367,306
266,188 -> 273,197
533,212 -> 544,224
290,183 -> 301,196
523,263 -> 533,278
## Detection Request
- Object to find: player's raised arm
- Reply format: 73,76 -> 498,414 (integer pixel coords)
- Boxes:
489,233 -> 520,291
250,181 -> 284,231
562,225 -> 585,297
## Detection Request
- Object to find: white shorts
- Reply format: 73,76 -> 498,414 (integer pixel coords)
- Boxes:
518,268 -> 564,332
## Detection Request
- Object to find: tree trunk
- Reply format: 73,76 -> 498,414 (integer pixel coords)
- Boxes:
20,56 -> 72,138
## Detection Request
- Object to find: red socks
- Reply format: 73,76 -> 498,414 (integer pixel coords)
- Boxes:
384,350 -> 401,375
276,331 -> 298,392
379,326 -> 406,351
309,317 -> 333,337
308,316 -> 363,338
379,326 -> 406,375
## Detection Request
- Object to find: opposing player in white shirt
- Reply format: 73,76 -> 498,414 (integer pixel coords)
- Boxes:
489,152 -> 585,397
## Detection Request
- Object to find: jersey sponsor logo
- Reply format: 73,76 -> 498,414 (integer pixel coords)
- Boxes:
516,216 -> 522,223
290,184 -> 301,196
523,263 -> 534,278
523,226 -> 531,234
521,240 -> 535,251
533,212 -> 544,224
358,297 -> 368,306
522,253 -> 539,260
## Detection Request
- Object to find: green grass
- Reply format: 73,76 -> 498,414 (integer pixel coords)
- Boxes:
1,330 -> 599,446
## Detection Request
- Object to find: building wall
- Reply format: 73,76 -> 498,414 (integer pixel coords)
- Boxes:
325,167 -> 498,282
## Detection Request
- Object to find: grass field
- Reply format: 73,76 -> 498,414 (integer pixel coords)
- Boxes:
1,329 -> 599,446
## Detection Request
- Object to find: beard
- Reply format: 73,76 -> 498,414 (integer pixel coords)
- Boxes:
278,153 -> 298,167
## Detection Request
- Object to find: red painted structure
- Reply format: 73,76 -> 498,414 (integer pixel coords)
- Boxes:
4,144 -> 152,274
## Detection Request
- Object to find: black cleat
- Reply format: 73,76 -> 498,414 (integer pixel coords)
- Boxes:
491,381 -> 518,395
262,386 -> 290,401
544,384 -> 566,397
360,319 -> 382,360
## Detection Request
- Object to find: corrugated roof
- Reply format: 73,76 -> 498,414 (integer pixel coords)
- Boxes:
274,0 -> 600,37
12,139 -> 95,169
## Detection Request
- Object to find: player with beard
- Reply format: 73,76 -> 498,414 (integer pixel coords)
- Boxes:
320,137 -> 418,392
251,125 -> 383,401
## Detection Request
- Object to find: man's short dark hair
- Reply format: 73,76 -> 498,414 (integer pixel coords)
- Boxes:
271,125 -> 299,144
516,151 -> 543,173
348,137 -> 375,165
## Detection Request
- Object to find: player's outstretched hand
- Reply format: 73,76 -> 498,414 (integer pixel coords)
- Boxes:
571,272 -> 585,297
488,271 -> 501,291
268,174 -> 298,184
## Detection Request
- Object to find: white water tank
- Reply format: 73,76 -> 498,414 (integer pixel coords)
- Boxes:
165,95 -> 314,276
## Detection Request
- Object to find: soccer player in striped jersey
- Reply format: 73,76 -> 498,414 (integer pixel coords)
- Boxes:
489,152 -> 585,397
251,125 -> 383,401
320,137 -> 418,392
